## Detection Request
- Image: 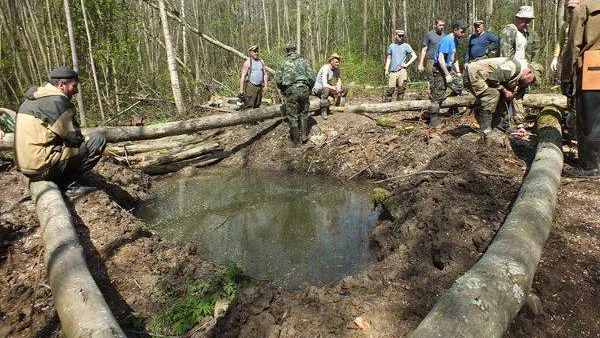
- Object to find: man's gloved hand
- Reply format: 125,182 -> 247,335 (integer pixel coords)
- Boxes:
418,64 -> 425,72
550,57 -> 559,71
445,74 -> 453,84
561,82 -> 574,97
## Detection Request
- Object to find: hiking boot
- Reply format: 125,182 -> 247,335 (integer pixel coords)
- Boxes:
320,107 -> 329,120
563,168 -> 600,178
64,182 -> 99,198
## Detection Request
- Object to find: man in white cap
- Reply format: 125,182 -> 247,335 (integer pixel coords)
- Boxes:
499,5 -> 540,62
383,29 -> 416,102
238,45 -> 268,110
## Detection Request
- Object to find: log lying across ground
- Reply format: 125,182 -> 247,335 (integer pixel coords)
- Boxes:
30,181 -> 126,338
407,105 -> 564,338
0,94 -> 565,151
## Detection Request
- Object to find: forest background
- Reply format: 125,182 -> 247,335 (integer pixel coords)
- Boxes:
0,0 -> 570,126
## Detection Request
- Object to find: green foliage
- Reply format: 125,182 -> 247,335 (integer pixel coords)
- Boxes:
149,262 -> 256,336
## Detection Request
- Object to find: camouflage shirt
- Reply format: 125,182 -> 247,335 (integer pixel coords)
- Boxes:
275,53 -> 314,89
499,24 -> 540,62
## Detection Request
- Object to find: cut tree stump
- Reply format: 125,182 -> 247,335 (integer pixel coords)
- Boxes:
407,105 -> 564,338
29,180 -> 126,338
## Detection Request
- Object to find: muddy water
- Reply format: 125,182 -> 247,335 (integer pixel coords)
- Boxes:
136,169 -> 378,290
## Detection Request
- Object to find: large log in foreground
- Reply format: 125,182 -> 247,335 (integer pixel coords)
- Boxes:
0,94 -> 565,151
30,181 -> 126,338
407,105 -> 564,338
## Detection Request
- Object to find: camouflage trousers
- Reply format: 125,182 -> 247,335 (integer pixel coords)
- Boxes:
241,81 -> 263,109
282,84 -> 310,129
312,86 -> 348,108
429,65 -> 462,106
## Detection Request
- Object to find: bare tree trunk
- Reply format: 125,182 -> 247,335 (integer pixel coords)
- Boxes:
402,0 -> 407,33
111,59 -> 121,112
45,0 -> 60,66
262,0 -> 270,52
392,0 -> 397,32
296,0 -> 301,54
63,0 -> 87,127
363,1 -> 368,67
283,0 -> 290,39
158,0 -> 186,118
80,0 -> 105,120
486,0 -> 494,25
275,0 -> 281,46
181,0 -> 188,65
25,0 -> 51,77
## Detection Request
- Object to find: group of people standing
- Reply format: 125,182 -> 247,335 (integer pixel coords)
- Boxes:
8,2 -> 597,199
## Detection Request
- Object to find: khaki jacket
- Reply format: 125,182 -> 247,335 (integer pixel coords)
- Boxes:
466,57 -> 523,96
561,0 -> 600,88
15,83 -> 82,176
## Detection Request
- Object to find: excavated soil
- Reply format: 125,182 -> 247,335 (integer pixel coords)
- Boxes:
0,94 -> 598,338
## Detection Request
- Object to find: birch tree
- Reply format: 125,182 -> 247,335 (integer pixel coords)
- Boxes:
158,0 -> 186,117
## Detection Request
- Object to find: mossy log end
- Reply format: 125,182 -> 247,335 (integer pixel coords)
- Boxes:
29,181 -> 126,338
407,106 -> 564,338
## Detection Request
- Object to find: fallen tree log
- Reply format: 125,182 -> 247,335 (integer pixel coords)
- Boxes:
135,141 -> 222,167
107,134 -> 203,156
330,93 -> 566,114
0,94 -> 566,151
141,153 -> 222,175
407,105 -> 564,338
29,180 -> 126,338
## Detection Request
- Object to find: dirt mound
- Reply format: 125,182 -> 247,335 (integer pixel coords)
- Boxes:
0,106 -> 598,338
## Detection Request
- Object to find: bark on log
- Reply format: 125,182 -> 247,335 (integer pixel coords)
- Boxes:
330,94 -> 566,114
106,134 -> 203,156
135,141 -> 221,167
29,180 -> 126,338
407,105 -> 564,338
141,154 -> 222,175
0,94 -> 565,151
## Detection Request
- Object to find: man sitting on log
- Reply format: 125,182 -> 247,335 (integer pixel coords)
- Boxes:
312,53 -> 348,120
14,66 -> 107,197
463,58 -> 542,142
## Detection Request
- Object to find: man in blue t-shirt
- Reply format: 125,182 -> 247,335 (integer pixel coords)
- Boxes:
463,20 -> 499,62
427,20 -> 469,127
383,30 -> 416,102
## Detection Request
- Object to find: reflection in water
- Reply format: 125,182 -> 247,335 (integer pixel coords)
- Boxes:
136,169 -> 379,290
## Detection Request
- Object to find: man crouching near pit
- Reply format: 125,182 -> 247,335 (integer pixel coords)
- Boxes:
14,66 -> 106,197
463,57 -> 542,143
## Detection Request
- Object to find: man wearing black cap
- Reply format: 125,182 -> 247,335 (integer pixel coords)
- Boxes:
14,66 -> 106,196
464,20 -> 499,63
428,20 -> 469,126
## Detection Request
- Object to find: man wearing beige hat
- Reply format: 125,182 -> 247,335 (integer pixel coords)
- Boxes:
499,6 -> 540,62
312,53 -> 348,120
238,45 -> 268,110
384,29 -> 416,102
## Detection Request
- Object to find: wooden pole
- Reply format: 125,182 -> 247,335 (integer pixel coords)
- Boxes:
407,105 -> 564,338
30,180 -> 126,338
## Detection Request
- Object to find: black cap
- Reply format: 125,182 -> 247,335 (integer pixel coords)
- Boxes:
49,66 -> 78,79
452,20 -> 469,30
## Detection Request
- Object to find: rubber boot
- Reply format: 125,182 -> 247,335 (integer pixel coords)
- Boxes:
300,119 -> 309,143
396,87 -> 405,101
320,106 -> 329,120
428,106 -> 440,127
476,110 -> 494,145
290,126 -> 300,147
384,87 -> 394,102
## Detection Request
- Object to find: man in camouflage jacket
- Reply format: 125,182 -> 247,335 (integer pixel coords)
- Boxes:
275,44 -> 314,146
464,57 -> 542,139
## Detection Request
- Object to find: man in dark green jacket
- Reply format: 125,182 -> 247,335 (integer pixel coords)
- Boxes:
14,66 -> 106,196
275,44 -> 314,146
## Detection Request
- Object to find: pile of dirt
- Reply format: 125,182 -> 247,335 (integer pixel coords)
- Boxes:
0,102 -> 598,338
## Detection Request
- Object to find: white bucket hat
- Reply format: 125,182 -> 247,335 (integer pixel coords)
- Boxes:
515,5 -> 534,19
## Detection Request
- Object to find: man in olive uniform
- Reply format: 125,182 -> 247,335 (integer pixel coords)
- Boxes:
464,58 -> 542,140
275,44 -> 314,146
561,0 -> 600,176
14,66 -> 106,196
